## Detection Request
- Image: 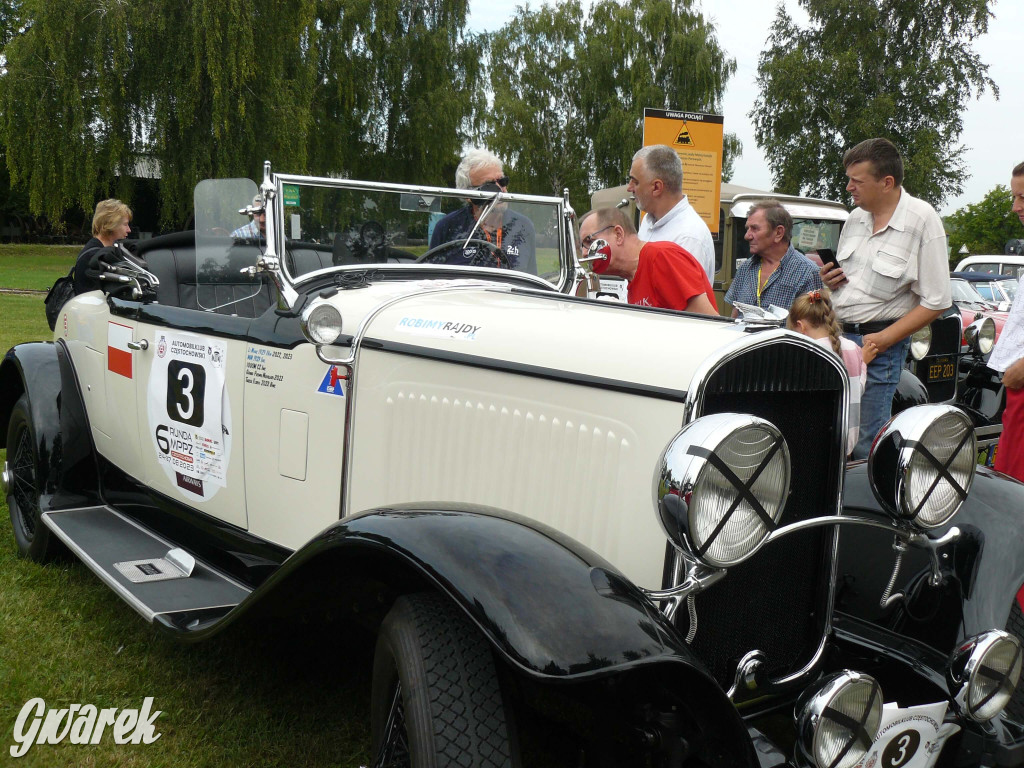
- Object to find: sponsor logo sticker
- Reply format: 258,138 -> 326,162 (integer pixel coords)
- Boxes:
317,365 -> 346,396
175,471 -> 204,496
395,317 -> 481,341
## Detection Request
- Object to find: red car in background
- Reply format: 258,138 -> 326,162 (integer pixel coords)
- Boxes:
950,273 -> 1007,342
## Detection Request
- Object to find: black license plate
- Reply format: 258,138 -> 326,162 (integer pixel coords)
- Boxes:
925,355 -> 957,383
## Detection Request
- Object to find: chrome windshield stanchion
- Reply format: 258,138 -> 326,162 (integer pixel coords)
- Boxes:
238,161 -> 299,309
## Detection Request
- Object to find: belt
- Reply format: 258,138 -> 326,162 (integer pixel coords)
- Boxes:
842,320 -> 896,335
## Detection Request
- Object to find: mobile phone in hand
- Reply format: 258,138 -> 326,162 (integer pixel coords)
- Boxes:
817,248 -> 837,272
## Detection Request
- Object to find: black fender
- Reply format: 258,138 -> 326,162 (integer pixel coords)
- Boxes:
155,504 -> 756,763
1,343 -> 61,498
837,462 -> 1024,649
166,503 -> 715,679
0,341 -> 99,507
891,367 -> 929,415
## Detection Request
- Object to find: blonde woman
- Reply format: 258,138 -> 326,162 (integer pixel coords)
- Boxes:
73,199 -> 133,294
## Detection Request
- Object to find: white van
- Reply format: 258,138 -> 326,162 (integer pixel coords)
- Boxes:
955,254 -> 1024,281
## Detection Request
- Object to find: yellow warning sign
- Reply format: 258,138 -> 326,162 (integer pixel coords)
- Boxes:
642,108 -> 724,235
674,124 -> 694,147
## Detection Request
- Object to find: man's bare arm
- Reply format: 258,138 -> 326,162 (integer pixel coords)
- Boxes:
862,305 -> 945,354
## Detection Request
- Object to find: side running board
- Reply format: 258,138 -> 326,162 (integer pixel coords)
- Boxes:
42,506 -> 251,632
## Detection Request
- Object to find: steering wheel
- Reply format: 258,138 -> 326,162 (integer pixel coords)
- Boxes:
414,238 -> 510,269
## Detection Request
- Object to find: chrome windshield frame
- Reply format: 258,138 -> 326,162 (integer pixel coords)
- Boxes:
267,171 -> 571,301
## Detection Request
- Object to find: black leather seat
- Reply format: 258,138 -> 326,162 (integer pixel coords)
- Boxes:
136,232 -> 275,317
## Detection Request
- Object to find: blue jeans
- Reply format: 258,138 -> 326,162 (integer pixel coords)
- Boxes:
845,334 -> 910,460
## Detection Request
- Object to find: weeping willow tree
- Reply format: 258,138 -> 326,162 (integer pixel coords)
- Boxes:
0,0 -> 484,227
309,0 -> 484,186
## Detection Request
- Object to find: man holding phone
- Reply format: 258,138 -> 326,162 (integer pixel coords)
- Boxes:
821,138 -> 951,459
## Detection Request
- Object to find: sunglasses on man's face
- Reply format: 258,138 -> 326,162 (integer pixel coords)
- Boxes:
478,176 -> 509,189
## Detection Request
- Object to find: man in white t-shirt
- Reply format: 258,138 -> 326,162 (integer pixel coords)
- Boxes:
627,144 -> 716,282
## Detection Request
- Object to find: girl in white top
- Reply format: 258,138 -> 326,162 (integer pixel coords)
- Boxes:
788,289 -> 874,457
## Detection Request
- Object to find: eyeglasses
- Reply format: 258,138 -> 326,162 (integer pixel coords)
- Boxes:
478,176 -> 509,189
580,225 -> 613,249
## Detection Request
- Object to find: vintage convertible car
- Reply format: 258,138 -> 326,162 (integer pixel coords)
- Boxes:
5,164 -> 1024,768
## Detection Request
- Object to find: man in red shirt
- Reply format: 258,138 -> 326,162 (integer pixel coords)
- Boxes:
578,207 -> 717,314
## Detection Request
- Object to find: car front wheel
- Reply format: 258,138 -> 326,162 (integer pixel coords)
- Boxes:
370,592 -> 516,768
6,394 -> 61,562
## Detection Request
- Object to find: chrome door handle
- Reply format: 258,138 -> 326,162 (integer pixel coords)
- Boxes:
127,339 -> 149,351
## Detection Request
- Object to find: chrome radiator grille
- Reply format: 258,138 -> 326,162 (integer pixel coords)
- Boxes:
681,340 -> 846,687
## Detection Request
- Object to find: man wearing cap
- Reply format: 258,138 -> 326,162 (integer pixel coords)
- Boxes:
822,138 -> 951,459
231,195 -> 266,240
428,149 -> 536,273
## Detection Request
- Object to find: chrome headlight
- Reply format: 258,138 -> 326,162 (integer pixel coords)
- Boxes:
654,413 -> 790,568
910,325 -> 932,360
301,302 -> 343,345
948,630 -> 1022,722
796,671 -> 883,768
868,405 -> 976,529
964,317 -> 996,356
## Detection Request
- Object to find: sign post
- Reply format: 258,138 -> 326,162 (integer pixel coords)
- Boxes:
642,108 -> 724,236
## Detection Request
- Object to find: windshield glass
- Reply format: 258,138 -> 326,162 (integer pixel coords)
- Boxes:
951,279 -> 988,305
273,179 -> 566,287
194,178 -> 265,311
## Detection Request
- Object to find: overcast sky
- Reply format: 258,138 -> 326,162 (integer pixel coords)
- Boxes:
468,0 -> 1022,215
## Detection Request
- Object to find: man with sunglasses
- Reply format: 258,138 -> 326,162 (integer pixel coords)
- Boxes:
578,207 -> 717,315
428,149 -> 536,273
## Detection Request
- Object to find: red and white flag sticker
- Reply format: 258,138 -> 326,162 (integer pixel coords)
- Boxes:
107,321 -> 134,379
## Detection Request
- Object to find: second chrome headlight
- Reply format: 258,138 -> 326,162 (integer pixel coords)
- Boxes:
654,413 -> 790,568
868,405 -> 976,529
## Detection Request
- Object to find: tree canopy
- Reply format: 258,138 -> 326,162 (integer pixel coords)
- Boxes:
0,0 -> 482,227
945,185 -> 1023,259
0,0 -> 736,228
486,0 -> 738,208
752,0 -> 996,208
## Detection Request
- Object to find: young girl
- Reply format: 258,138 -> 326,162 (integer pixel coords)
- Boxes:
787,289 -> 874,457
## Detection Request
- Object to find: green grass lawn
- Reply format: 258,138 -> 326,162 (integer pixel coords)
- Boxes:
0,244 -> 79,291
1,254 -> 373,765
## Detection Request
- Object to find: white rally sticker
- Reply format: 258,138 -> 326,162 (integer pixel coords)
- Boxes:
395,316 -> 481,341
854,701 -> 959,768
147,332 -> 230,501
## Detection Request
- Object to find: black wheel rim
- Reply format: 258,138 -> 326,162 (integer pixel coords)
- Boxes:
10,423 -> 39,538
373,681 -> 409,768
